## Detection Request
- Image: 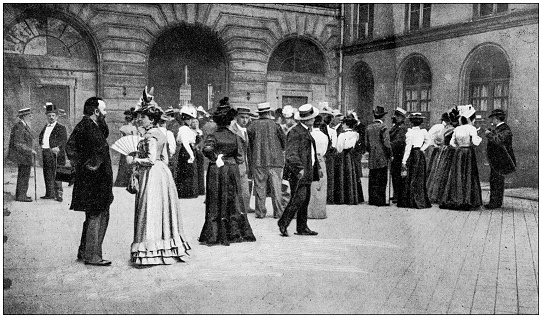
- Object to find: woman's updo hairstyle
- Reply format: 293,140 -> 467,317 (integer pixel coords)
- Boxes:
342,116 -> 358,129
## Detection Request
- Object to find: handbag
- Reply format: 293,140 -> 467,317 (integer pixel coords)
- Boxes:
126,167 -> 139,194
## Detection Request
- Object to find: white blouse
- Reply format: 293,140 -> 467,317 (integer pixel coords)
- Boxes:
158,127 -> 176,160
402,127 -> 431,164
311,128 -> 329,156
427,123 -> 445,146
177,125 -> 196,159
328,125 -> 338,148
450,124 -> 482,148
336,130 -> 359,153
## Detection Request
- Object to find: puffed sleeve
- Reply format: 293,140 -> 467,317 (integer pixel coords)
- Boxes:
177,126 -> 195,159
336,133 -> 345,153
402,129 -> 413,165
135,136 -> 157,166
470,125 -> 482,146
421,129 -> 431,152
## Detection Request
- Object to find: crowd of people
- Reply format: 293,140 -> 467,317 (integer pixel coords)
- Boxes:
7,88 -> 516,267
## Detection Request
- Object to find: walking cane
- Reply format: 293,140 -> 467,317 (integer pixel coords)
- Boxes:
388,161 -> 392,205
33,152 -> 37,201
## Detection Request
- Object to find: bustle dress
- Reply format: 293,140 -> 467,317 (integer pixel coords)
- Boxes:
131,127 -> 191,265
334,129 -> 364,205
199,126 -> 256,246
114,124 -> 139,187
439,124 -> 483,210
397,127 -> 432,209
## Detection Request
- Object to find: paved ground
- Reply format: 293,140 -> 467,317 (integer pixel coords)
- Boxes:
3,166 -> 539,314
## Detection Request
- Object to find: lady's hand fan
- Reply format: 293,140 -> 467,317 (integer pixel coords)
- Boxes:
111,135 -> 142,156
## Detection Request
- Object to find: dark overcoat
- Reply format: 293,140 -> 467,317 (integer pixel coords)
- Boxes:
365,120 -> 392,169
7,120 -> 34,165
486,122 -> 516,175
39,122 -> 68,165
247,117 -> 285,169
389,122 -> 408,159
284,123 -> 320,185
66,116 -> 114,211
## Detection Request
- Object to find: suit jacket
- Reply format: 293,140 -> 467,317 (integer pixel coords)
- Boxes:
247,118 -> 286,169
7,120 -> 34,165
66,116 -> 114,211
284,123 -> 320,185
39,122 -> 67,165
389,122 -> 408,161
229,121 -> 252,179
486,122 -> 516,175
365,120 -> 392,169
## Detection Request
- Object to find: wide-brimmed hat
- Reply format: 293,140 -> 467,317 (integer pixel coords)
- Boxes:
180,105 -> 197,118
394,107 -> 407,117
488,108 -> 506,118
44,102 -> 59,114
256,102 -> 272,113
236,107 -> 251,115
18,108 -> 31,117
294,104 -> 319,121
457,104 -> 476,118
319,102 -> 333,115
282,105 -> 294,118
332,109 -> 343,117
373,106 -> 388,117
408,112 -> 425,120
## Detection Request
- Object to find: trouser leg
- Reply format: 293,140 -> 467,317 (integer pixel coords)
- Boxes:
278,178 -> 303,230
295,184 -> 311,233
489,168 -> 505,207
42,150 -> 55,196
269,167 -> 284,218
15,164 -> 31,199
390,159 -> 402,199
253,167 -> 268,217
83,210 -> 108,262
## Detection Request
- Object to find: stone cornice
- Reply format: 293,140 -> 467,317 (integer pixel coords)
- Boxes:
342,8 -> 538,56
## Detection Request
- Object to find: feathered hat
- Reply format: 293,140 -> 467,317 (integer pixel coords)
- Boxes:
134,86 -> 158,113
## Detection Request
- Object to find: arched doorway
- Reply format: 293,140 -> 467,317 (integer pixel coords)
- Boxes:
266,36 -> 327,110
148,23 -> 228,110
347,61 -> 374,125
3,13 -> 98,157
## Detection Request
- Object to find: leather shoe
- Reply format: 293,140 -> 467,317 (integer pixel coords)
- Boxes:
15,197 -> 32,202
295,229 -> 318,236
279,224 -> 289,237
484,204 -> 501,210
55,196 -> 63,202
85,259 -> 112,266
40,195 -> 55,200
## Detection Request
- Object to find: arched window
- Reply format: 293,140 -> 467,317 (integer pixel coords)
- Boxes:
4,17 -> 94,60
402,56 -> 432,112
268,37 -> 325,75
468,47 -> 510,111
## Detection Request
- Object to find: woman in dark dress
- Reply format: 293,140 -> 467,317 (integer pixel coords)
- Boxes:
397,113 -> 431,209
199,105 -> 256,246
175,105 -> 199,198
114,108 -> 139,187
334,117 -> 364,205
192,118 -> 206,196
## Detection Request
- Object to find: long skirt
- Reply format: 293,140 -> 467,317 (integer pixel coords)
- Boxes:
175,145 -> 198,198
368,166 -> 388,206
425,146 -> 442,194
199,163 -> 256,246
114,155 -> 131,187
439,147 -> 482,210
131,160 -> 191,265
307,155 -> 328,218
427,146 -> 456,203
196,149 -> 205,196
397,149 -> 431,209
325,148 -> 337,204
334,149 -> 364,205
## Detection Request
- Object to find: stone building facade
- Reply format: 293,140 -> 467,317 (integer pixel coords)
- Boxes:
341,3 -> 538,187
3,3 -> 340,156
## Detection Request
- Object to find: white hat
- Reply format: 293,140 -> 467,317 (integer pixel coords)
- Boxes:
458,104 -> 476,118
180,105 -> 197,118
282,105 -> 294,118
394,107 -> 407,117
332,109 -> 343,117
256,102 -> 271,113
294,104 -> 319,121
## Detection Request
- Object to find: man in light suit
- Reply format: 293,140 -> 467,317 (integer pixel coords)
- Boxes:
365,106 -> 392,206
8,108 -> 37,202
230,106 -> 253,213
278,104 -> 322,237
484,108 -> 516,209
38,102 -> 68,202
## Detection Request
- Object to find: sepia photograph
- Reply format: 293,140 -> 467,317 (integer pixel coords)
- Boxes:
3,2 -> 539,314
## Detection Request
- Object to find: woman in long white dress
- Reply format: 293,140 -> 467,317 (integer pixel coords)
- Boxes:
307,115 -> 329,218
127,92 -> 190,266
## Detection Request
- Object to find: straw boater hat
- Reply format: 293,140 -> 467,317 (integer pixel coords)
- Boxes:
236,106 -> 251,115
294,104 -> 319,121
44,102 -> 59,114
319,102 -> 333,115
488,108 -> 506,118
256,102 -> 272,113
18,108 -> 31,117
394,107 -> 407,117
165,106 -> 178,117
282,105 -> 294,119
408,112 -> 425,120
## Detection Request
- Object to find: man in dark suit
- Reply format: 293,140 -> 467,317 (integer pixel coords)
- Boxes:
365,106 -> 392,206
484,108 -> 516,209
7,108 -> 37,202
278,104 -> 322,237
247,102 -> 286,219
38,102 -> 68,202
389,107 -> 408,203
66,97 -> 114,266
